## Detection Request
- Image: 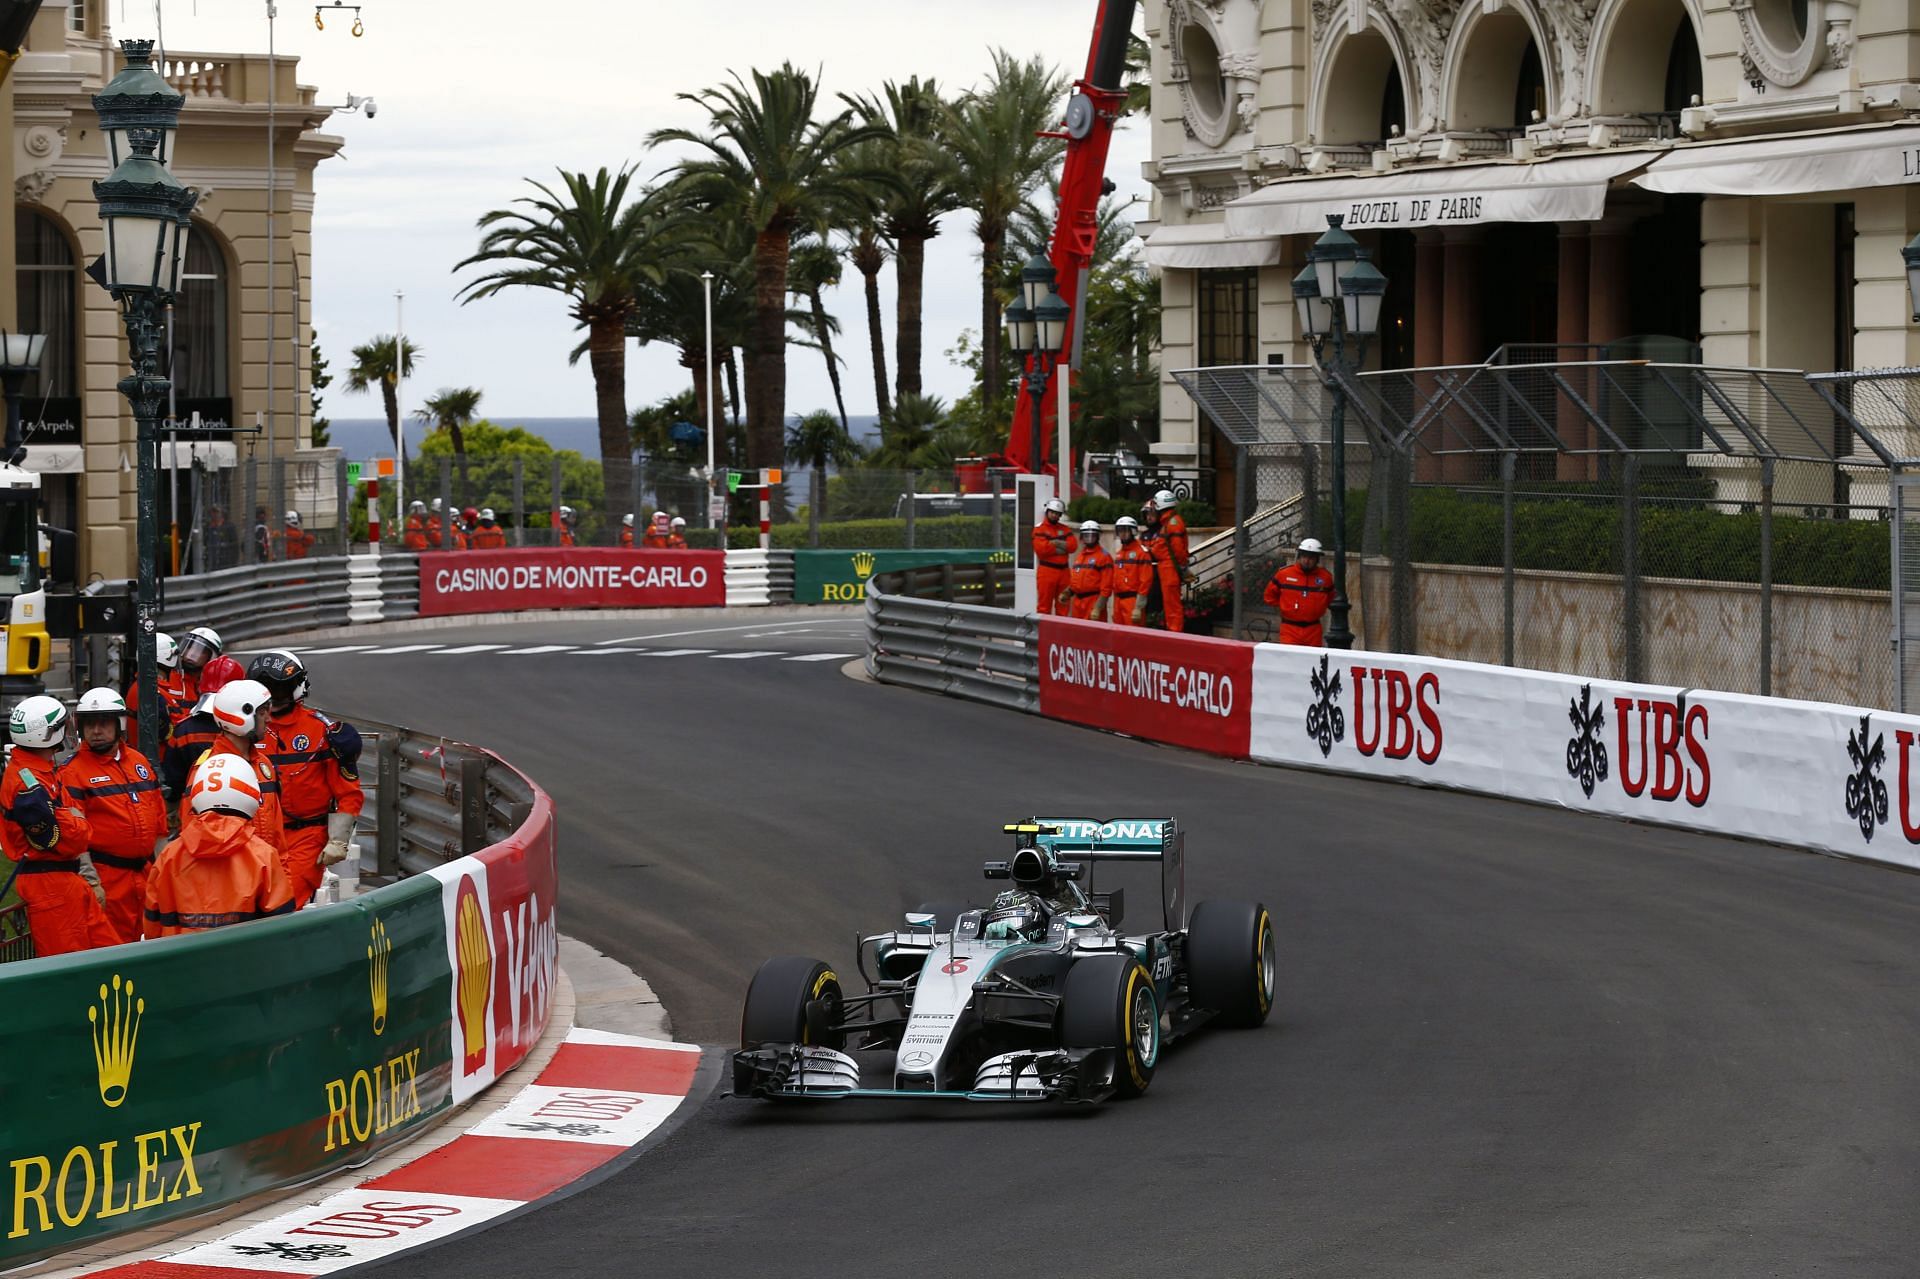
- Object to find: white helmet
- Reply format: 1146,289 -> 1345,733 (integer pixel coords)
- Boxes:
180,625 -> 223,671
154,632 -> 179,670
622,513 -> 634,527
285,510 -> 301,526
1298,537 -> 1325,555
671,516 -> 686,529
559,505 -> 575,520
1115,516 -> 1139,530
409,500 -> 426,514
1152,489 -> 1178,511
188,753 -> 262,818
430,497 -> 444,513
208,679 -> 271,740
479,507 -> 496,522
75,687 -> 128,718
1044,498 -> 1066,516
8,694 -> 68,749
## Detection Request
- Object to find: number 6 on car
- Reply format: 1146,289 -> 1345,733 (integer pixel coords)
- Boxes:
732,817 -> 1276,1105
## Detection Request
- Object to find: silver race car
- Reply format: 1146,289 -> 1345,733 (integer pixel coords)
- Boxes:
731,818 -> 1274,1104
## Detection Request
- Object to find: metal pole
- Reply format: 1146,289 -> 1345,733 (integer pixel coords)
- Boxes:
265,0 -> 277,466
990,471 -> 1003,552
904,478 -> 916,550
1759,456 -> 1774,697
336,457 -> 349,556
550,454 -> 562,543
394,290 -> 405,512
1233,444 -> 1251,642
117,295 -> 167,764
1323,321 -> 1354,650
1057,360 -> 1071,497
1622,454 -> 1642,683
439,457 -> 452,547
242,454 -> 258,563
1501,450 -> 1516,667
702,270 -> 716,528
511,456 -> 524,546
1389,447 -> 1412,653
166,303 -> 179,575
809,467 -> 821,548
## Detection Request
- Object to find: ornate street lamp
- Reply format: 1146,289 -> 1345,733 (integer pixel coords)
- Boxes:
1295,214 -> 1387,650
91,39 -> 196,763
1005,255 -> 1072,477
0,332 -> 48,464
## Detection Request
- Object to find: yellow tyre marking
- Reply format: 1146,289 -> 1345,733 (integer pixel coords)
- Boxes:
1123,964 -> 1154,1089
1253,911 -> 1273,1013
802,967 -> 837,1045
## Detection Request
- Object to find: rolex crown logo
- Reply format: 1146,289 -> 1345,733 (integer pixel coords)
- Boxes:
851,552 -> 876,580
89,973 -> 144,1108
368,918 -> 392,1036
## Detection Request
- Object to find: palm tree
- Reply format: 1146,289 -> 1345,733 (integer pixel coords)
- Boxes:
846,224 -> 890,421
412,387 -> 483,506
869,391 -> 949,470
847,78 -> 959,401
650,64 -> 896,472
939,53 -> 1068,410
788,238 -> 850,434
344,335 -> 421,452
456,167 -> 687,519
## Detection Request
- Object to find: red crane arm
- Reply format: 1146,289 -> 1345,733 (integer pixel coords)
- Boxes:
1004,0 -> 1138,477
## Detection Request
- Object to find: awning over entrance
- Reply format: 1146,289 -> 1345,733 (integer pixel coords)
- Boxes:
1141,223 -> 1285,269
1222,152 -> 1654,239
22,445 -> 82,474
1635,123 -> 1920,197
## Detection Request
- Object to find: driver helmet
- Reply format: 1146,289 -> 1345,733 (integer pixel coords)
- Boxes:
982,890 -> 1049,942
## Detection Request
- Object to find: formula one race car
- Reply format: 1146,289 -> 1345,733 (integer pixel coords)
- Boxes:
731,818 -> 1274,1104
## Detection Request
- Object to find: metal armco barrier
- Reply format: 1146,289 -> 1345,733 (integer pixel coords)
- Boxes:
865,573 -> 1037,712
725,549 -> 795,606
0,726 -> 558,1269
867,588 -> 1920,875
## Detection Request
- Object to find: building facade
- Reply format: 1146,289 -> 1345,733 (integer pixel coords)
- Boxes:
3,0 -> 339,578
1142,0 -> 1920,504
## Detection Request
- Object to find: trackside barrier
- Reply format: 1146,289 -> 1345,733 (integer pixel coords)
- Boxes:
866,578 -> 1920,872
0,729 -> 558,1268
725,549 -> 795,606
791,549 -> 1007,604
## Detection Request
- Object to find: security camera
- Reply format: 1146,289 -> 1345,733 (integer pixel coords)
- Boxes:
363,97 -> 377,119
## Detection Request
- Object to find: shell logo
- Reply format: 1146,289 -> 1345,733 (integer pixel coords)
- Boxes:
454,875 -> 491,1076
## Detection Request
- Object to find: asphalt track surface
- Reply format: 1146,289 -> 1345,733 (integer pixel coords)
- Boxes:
281,613 -> 1920,1277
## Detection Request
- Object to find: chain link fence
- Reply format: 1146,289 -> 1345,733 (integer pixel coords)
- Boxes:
1181,360 -> 1911,709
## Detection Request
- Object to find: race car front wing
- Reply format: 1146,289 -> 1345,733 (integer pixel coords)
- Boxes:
732,1044 -> 1120,1104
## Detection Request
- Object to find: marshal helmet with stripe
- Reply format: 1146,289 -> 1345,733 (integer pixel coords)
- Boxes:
188,753 -> 262,818
208,680 -> 271,741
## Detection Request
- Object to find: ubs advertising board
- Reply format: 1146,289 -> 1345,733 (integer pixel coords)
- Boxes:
417,548 -> 725,617
791,549 -> 1009,604
1037,616 -> 1252,758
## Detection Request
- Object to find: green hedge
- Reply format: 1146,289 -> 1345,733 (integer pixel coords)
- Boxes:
723,514 -> 1017,550
1398,487 -> 1889,591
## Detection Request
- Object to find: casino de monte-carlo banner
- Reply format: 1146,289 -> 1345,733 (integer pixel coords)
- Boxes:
418,548 -> 725,616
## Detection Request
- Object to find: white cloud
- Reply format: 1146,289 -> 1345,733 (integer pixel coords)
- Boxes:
119,0 -> 1151,428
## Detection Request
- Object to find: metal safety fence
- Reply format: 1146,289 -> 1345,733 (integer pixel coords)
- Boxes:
865,569 -> 1037,712
1179,358 -> 1916,709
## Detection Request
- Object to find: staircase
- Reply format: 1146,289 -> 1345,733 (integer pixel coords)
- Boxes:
1184,496 -> 1307,594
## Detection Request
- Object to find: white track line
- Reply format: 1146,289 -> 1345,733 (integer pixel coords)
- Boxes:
635,648 -> 714,657
783,652 -> 857,662
361,644 -> 445,654
433,644 -> 510,654
595,620 -> 831,645
499,645 -> 576,655
707,650 -> 782,660
292,645 -> 379,654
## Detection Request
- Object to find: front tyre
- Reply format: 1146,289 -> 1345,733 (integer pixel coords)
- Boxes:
1061,955 -> 1159,1098
1186,900 -> 1275,1028
740,955 -> 844,1050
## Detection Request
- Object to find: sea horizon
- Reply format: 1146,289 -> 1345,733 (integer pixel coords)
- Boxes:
322,414 -> 884,463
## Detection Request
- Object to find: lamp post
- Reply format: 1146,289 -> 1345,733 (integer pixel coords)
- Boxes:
702,269 -> 716,529
1293,214 -> 1387,650
0,332 -> 48,464
92,40 -> 196,765
1005,253 -> 1072,478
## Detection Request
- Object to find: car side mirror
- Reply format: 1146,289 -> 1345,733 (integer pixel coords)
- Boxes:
904,911 -> 935,930
982,861 -> 1011,880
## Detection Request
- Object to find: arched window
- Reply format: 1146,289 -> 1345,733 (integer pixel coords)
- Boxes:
1317,27 -> 1411,146
14,208 -> 77,400
168,224 -> 229,406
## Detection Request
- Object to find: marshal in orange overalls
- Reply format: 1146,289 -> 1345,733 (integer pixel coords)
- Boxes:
58,744 -> 166,944
1067,542 -> 1114,620
264,706 -> 365,903
2,752 -> 114,956
1109,537 -> 1156,626
1031,516 -> 1074,615
186,739 -> 285,877
1146,509 -> 1190,631
1265,561 -> 1336,646
145,812 -> 295,938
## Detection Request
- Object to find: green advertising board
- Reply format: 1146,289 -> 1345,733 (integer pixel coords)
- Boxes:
0,876 -> 451,1266
792,548 -> 1013,604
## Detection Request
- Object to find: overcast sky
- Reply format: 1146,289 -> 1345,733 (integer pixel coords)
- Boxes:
105,0 -> 1153,427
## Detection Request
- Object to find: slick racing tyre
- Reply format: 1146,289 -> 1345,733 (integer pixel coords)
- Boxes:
741,956 -> 845,1051
1061,955 -> 1159,1098
1186,900 -> 1275,1028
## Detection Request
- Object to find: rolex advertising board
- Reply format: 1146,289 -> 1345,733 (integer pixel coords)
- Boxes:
791,549 -> 1010,604
0,877 -> 452,1267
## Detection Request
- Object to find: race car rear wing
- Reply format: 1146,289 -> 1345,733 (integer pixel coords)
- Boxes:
1005,818 -> 1186,932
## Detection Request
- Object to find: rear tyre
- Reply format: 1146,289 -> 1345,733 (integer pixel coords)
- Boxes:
1186,900 -> 1275,1028
1060,955 -> 1159,1098
740,955 -> 844,1050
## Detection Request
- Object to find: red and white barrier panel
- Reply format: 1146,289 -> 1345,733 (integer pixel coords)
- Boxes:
1035,618 -> 1920,871
417,548 -> 726,618
83,1029 -> 704,1278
